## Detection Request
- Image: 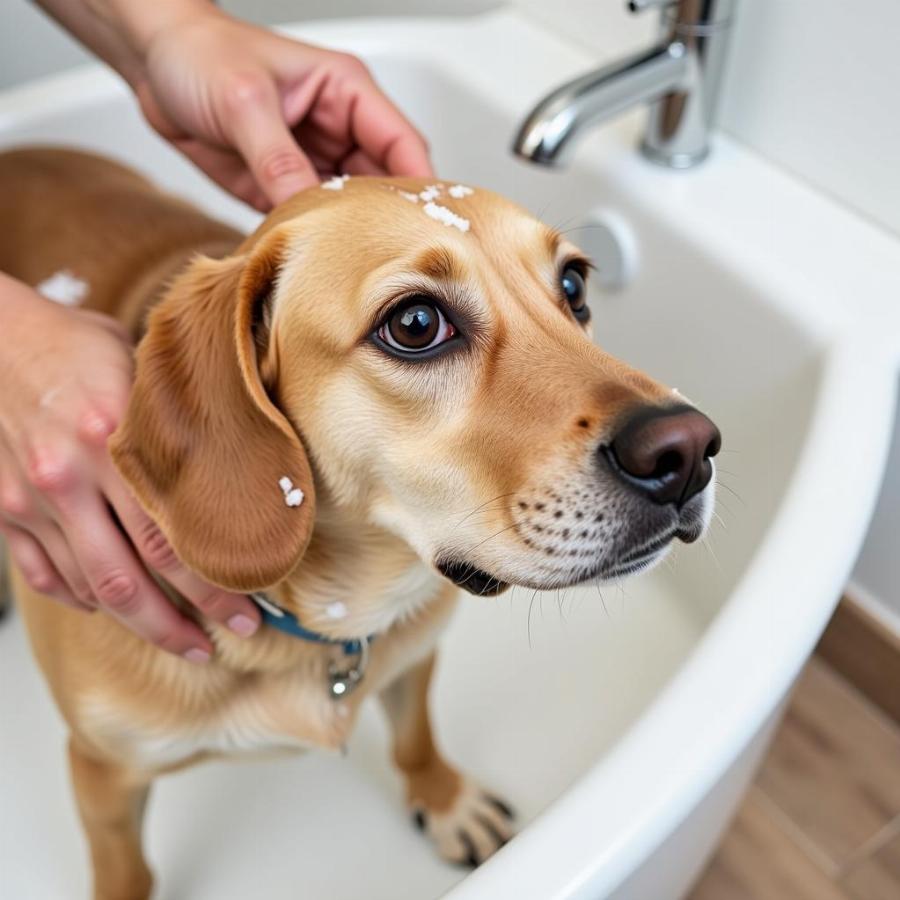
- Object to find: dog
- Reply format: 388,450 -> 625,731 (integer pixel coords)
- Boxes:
0,147 -> 720,900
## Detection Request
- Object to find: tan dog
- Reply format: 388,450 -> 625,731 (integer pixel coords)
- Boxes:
0,147 -> 719,900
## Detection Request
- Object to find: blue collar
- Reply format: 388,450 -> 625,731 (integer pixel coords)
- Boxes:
250,593 -> 372,656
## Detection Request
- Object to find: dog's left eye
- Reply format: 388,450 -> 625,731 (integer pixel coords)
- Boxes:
377,297 -> 457,353
561,263 -> 590,322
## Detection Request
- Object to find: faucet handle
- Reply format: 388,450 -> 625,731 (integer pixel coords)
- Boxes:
626,0 -> 676,12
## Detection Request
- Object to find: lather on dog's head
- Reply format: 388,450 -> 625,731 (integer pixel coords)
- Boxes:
110,179 -> 720,598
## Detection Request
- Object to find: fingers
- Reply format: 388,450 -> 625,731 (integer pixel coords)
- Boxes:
64,492 -> 214,661
28,441 -> 215,660
104,475 -> 260,639
1,454 -> 94,609
76,309 -> 133,344
171,138 -> 272,211
348,82 -> 433,178
0,522 -> 93,612
221,72 -> 319,205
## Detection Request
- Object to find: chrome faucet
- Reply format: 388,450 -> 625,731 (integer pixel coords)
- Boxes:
513,0 -> 736,169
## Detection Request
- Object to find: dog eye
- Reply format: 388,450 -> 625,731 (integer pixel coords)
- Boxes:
561,264 -> 590,322
377,297 -> 457,353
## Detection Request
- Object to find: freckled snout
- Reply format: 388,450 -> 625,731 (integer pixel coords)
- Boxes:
604,405 -> 721,507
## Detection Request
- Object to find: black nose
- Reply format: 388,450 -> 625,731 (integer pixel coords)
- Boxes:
605,404 -> 721,506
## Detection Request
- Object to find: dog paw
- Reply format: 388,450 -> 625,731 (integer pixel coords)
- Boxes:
411,778 -> 515,867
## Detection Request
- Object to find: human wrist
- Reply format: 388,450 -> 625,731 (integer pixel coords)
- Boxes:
88,0 -> 220,66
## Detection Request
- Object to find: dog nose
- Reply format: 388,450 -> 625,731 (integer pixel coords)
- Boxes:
606,405 -> 721,506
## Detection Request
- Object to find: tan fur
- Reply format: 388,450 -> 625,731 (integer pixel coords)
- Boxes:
1,147 -> 680,897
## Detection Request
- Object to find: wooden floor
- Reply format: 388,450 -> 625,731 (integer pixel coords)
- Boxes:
688,657 -> 900,899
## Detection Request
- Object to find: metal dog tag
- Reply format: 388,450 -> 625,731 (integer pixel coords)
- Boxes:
327,638 -> 369,699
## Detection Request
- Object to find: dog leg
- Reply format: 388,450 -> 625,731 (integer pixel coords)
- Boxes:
379,653 -> 515,867
68,738 -> 154,900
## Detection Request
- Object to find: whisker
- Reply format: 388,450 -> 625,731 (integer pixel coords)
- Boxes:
715,480 -> 745,505
527,589 -> 539,648
462,521 -> 522,556
550,211 -> 587,234
701,534 -> 723,573
452,493 -> 517,527
595,582 -> 609,618
714,495 -> 734,518
561,587 -> 571,620
458,504 -> 518,523
553,586 -> 566,623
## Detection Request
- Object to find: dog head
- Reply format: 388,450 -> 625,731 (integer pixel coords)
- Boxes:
111,179 -> 719,596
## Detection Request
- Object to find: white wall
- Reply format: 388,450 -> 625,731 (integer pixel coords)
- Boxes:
3,0 -> 900,625
0,1 -> 498,88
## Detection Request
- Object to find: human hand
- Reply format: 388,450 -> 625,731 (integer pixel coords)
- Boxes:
0,276 -> 260,660
134,8 -> 434,209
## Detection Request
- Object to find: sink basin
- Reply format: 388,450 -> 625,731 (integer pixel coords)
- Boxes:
2,11 -> 899,900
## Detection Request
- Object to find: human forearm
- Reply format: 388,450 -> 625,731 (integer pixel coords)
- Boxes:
33,0 -> 218,87
33,0 -> 432,209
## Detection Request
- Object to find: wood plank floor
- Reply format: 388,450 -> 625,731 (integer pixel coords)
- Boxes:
688,657 -> 900,899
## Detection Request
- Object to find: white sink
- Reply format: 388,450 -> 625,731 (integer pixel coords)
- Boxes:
2,11 -> 899,900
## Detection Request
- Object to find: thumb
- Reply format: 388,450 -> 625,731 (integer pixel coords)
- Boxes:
222,74 -> 318,206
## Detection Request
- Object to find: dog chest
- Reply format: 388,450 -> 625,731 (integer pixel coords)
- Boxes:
79,677 -> 354,771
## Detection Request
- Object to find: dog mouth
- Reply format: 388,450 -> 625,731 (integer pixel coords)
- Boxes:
437,492 -> 710,595
436,560 -> 510,596
437,527 -> 691,594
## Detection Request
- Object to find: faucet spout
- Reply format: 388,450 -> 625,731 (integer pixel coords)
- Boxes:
511,1 -> 737,170
513,42 -> 688,167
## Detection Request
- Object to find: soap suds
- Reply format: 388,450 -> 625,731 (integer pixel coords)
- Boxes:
285,489 -> 304,507
321,174 -> 351,190
278,476 -> 305,508
423,201 -> 470,232
36,270 -> 89,306
419,184 -> 442,202
326,601 -> 348,620
448,184 -> 474,198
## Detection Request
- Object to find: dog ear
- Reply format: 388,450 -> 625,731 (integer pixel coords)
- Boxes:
109,231 -> 315,592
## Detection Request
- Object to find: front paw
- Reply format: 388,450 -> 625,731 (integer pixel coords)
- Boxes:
411,778 -> 515,867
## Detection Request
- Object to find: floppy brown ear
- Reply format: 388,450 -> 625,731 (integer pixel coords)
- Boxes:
109,232 -> 315,592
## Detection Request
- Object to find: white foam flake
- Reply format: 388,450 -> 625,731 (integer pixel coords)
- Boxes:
36,270 -> 89,306
423,201 -> 470,232
448,184 -> 474,198
399,190 -> 420,203
326,601 -> 348,620
321,174 -> 351,190
278,476 -> 304,508
285,488 -> 304,508
419,184 -> 442,201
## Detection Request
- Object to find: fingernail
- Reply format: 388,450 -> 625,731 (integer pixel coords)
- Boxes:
227,613 -> 258,638
183,648 -> 211,664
